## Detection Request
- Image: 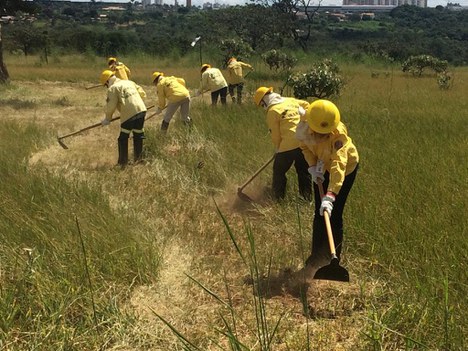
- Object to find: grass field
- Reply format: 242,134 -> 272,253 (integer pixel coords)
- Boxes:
0,53 -> 467,350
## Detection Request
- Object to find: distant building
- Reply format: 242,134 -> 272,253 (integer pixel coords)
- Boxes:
342,0 -> 427,7
102,6 -> 126,11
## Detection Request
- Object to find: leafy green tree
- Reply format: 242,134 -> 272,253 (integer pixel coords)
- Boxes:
205,5 -> 290,51
7,22 -> 45,56
219,39 -> 253,67
402,54 -> 448,76
253,0 -> 323,49
0,0 -> 40,83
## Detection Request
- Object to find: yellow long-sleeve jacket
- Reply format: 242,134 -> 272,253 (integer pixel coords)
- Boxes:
226,61 -> 252,85
266,98 -> 310,153
111,62 -> 131,80
297,121 -> 359,195
201,68 -> 228,93
105,79 -> 147,123
156,76 -> 190,110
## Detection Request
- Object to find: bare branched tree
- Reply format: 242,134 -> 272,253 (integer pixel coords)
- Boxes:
0,24 -> 10,84
252,0 -> 322,49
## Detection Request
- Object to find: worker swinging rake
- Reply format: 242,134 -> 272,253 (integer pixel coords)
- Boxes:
57,105 -> 156,149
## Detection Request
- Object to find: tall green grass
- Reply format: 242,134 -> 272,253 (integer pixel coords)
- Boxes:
0,122 -> 160,349
342,68 -> 468,349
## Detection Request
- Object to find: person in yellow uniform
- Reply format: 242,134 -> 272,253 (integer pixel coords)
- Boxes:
296,99 -> 359,271
152,71 -> 192,132
200,64 -> 228,106
107,57 -> 131,80
100,70 -> 147,166
226,57 -> 253,104
254,86 -> 312,201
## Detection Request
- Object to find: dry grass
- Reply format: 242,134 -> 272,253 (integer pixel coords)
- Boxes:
2,57 -> 466,349
0,79 -> 381,350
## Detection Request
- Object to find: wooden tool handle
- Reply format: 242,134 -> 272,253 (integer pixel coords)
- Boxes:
58,105 -> 155,140
238,154 -> 275,192
318,180 -> 337,257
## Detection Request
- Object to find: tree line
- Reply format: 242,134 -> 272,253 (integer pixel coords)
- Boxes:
1,2 -> 468,66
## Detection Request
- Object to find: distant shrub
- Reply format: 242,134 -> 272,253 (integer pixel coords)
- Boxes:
287,59 -> 344,99
261,49 -> 297,72
437,71 -> 452,90
402,55 -> 448,77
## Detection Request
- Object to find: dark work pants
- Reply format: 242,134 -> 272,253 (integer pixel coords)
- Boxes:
228,83 -> 244,103
306,164 -> 359,266
272,148 -> 312,201
118,111 -> 146,164
211,87 -> 228,105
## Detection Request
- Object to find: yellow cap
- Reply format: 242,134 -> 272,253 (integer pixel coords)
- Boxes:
152,71 -> 164,83
305,99 -> 340,134
253,86 -> 273,106
107,57 -> 117,65
100,70 -> 115,85
201,63 -> 211,72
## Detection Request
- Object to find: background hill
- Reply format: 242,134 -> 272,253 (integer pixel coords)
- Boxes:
2,4 -> 468,66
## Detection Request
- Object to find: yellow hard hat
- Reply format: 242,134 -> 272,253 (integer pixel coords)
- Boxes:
107,57 -> 117,65
305,99 -> 340,134
152,71 -> 164,83
201,63 -> 211,72
253,86 -> 273,106
100,70 -> 115,85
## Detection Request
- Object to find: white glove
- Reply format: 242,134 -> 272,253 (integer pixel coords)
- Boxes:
320,192 -> 335,216
298,106 -> 306,117
101,118 -> 110,126
308,165 -> 324,184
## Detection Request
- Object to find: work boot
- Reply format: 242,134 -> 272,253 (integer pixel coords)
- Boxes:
117,137 -> 128,166
161,120 -> 169,133
183,116 -> 192,128
231,96 -> 237,104
133,136 -> 144,163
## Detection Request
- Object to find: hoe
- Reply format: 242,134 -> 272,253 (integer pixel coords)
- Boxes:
313,180 -> 350,282
85,84 -> 103,90
237,154 -> 275,202
57,105 -> 156,149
